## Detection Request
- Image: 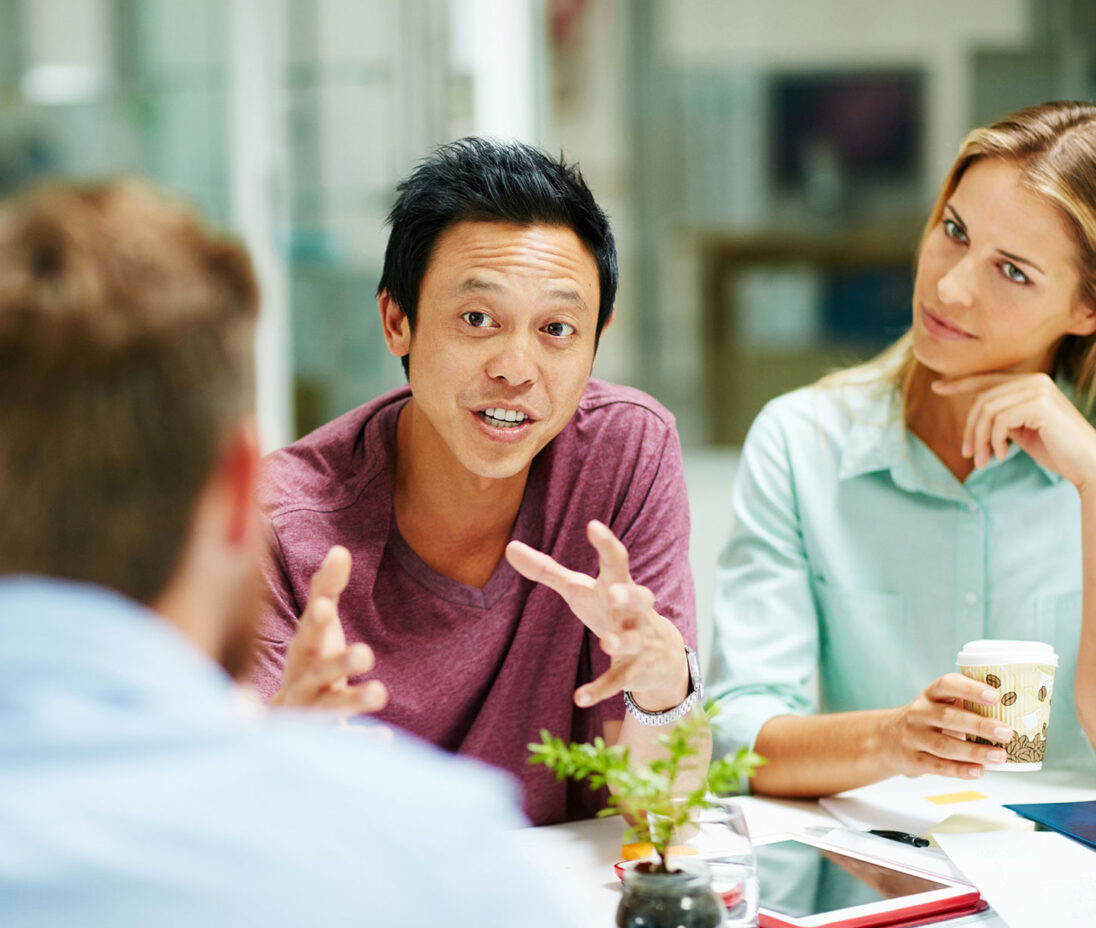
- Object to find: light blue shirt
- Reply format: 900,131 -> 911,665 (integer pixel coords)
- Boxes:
708,379 -> 1095,772
0,578 -> 564,927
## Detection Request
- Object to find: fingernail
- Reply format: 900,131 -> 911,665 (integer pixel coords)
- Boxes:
982,688 -> 1000,702
994,726 -> 1013,742
988,749 -> 1007,763
962,441 -> 971,457
575,691 -> 592,707
605,635 -> 619,651
965,766 -> 983,778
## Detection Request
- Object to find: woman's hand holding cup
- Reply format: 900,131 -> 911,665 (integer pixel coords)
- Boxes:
881,673 -> 1013,779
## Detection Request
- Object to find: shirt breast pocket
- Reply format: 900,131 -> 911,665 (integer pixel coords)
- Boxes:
812,575 -> 907,712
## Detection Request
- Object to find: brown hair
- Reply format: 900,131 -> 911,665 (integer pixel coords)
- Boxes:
829,101 -> 1096,417
0,179 -> 259,603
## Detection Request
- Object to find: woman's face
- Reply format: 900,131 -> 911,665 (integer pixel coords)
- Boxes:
911,158 -> 1096,379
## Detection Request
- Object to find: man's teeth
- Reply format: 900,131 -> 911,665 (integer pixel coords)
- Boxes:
482,407 -> 529,427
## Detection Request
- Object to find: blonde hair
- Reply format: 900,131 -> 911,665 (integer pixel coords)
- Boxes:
827,101 -> 1096,417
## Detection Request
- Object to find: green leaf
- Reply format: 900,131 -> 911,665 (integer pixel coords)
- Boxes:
526,711 -> 766,862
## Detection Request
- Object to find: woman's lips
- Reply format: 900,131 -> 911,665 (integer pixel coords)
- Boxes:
921,306 -> 975,341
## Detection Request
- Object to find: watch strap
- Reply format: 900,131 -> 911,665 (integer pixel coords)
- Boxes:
623,645 -> 702,726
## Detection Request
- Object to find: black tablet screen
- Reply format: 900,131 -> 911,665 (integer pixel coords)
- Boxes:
756,839 -> 949,919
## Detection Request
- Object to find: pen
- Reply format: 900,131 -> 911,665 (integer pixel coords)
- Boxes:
869,829 -> 930,848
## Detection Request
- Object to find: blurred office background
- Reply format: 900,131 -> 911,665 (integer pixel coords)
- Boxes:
2,0 -> 1094,652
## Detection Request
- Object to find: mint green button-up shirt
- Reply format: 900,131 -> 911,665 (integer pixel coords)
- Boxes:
708,378 -> 1094,771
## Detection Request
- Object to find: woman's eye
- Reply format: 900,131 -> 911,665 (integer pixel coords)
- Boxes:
943,218 -> 967,243
461,311 -> 496,328
543,321 -> 575,338
1002,261 -> 1030,285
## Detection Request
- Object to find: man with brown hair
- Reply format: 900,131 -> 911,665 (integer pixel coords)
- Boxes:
0,180 -> 561,927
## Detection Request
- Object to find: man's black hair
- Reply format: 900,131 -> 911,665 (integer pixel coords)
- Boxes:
376,136 -> 618,376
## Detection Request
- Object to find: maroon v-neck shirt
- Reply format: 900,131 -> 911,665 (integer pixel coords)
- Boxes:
250,380 -> 696,826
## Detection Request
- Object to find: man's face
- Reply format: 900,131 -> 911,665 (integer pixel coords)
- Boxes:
387,221 -> 602,482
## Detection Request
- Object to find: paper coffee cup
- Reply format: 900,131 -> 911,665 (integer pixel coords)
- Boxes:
957,640 -> 1057,771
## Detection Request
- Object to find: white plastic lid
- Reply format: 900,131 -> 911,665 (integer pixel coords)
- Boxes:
956,639 -> 1058,667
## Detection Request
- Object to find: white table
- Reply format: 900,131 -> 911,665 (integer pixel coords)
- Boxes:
513,775 -> 1096,927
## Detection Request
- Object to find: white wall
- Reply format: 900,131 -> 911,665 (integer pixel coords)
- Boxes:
451,0 -> 546,143
684,448 -> 739,673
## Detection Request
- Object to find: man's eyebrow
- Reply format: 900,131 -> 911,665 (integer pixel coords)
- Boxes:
457,277 -> 590,308
545,287 -> 588,307
458,277 -> 502,294
945,204 -> 1046,276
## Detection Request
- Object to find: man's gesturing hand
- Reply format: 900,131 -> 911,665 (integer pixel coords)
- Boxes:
270,545 -> 388,716
505,520 -> 688,711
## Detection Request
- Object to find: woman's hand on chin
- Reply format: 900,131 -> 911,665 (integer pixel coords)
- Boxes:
932,372 -> 1096,494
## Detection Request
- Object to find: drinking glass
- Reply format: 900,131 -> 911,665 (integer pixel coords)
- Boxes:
688,797 -> 759,928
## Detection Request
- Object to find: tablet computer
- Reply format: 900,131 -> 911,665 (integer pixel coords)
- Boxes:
754,834 -> 981,928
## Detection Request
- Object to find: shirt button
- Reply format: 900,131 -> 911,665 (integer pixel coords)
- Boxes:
966,592 -> 979,605
967,502 -> 978,513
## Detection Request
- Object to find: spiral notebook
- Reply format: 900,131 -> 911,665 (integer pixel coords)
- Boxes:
1004,800 -> 1096,851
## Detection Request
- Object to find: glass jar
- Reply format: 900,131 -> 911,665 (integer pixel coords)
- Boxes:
617,860 -> 723,928
647,797 -> 760,927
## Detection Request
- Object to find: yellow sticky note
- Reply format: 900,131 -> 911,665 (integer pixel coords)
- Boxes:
922,812 -> 1035,847
923,790 -> 989,805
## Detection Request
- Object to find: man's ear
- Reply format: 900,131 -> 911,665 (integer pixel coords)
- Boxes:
220,420 -> 260,547
378,291 -> 412,358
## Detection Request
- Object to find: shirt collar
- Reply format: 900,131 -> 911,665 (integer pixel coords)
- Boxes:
836,382 -> 1063,497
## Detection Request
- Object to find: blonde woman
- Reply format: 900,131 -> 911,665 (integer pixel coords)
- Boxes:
708,101 -> 1096,796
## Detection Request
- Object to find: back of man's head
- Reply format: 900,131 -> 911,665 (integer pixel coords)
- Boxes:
377,136 -> 618,376
0,180 -> 258,605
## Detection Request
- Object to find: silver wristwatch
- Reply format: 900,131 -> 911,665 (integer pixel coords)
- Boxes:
623,645 -> 703,726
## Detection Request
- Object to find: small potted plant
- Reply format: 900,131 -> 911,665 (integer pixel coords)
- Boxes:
529,707 -> 764,928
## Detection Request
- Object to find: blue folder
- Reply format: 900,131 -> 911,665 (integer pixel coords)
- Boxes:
1004,801 -> 1096,851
